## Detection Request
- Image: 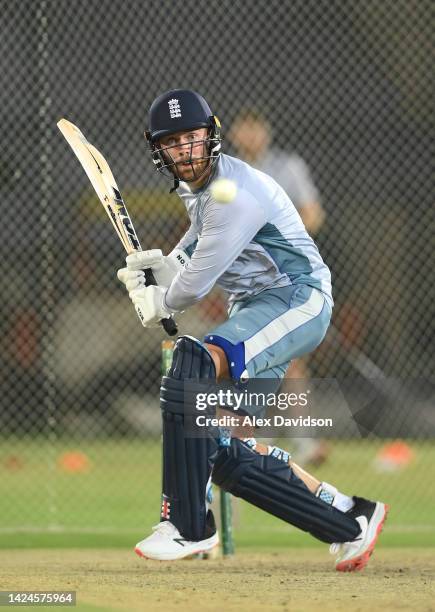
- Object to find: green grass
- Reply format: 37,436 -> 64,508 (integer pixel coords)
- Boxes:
1,439 -> 434,549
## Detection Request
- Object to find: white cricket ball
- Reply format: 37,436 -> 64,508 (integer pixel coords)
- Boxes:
210,178 -> 237,203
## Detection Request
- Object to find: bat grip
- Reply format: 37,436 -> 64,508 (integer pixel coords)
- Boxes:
144,269 -> 178,336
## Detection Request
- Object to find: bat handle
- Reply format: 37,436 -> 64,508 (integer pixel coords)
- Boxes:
144,269 -> 178,336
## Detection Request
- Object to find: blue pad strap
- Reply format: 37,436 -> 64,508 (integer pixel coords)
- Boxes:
204,334 -> 246,379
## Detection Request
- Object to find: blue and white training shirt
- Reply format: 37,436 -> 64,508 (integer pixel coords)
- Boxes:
164,153 -> 333,312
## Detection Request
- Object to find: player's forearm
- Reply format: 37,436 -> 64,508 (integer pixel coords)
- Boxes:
164,272 -> 215,311
171,223 -> 198,258
166,190 -> 267,311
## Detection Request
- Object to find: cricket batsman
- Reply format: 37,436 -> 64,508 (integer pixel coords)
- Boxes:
117,89 -> 388,571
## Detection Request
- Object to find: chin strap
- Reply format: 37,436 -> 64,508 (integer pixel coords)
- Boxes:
169,177 -> 180,193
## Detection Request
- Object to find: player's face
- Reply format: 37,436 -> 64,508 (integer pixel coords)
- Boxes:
158,128 -> 210,182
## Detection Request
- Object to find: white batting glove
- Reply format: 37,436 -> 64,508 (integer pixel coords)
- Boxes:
129,285 -> 173,328
117,249 -> 162,293
117,268 -> 146,292
119,248 -> 188,289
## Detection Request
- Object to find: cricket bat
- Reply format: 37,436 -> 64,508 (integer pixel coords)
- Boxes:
57,118 -> 177,336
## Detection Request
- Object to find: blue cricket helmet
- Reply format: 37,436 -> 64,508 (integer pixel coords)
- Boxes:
145,89 -> 221,186
147,89 -> 216,142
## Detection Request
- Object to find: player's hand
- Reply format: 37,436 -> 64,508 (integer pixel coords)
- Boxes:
128,285 -> 173,328
117,249 -> 163,292
121,249 -> 189,289
117,267 -> 146,292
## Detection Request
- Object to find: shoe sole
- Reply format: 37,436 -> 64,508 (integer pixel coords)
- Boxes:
134,537 -> 219,561
336,503 -> 389,572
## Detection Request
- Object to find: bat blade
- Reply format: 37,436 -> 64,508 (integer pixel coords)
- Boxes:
57,118 -> 177,336
57,118 -> 139,253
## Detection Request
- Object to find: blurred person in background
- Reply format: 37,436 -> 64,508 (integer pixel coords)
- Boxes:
229,109 -> 329,466
228,109 -> 325,235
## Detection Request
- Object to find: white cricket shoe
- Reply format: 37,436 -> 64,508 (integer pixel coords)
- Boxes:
330,496 -> 389,572
134,520 -> 219,561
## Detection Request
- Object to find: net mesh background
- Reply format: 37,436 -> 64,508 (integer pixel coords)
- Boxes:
1,1 -> 433,537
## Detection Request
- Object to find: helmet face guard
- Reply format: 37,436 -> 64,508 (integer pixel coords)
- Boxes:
145,89 -> 221,186
145,117 -> 221,184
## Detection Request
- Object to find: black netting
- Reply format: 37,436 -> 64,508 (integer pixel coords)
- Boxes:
1,0 -> 433,535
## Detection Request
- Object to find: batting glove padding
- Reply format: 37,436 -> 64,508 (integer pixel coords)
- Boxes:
129,285 -> 173,328
118,248 -> 189,289
117,268 -> 147,292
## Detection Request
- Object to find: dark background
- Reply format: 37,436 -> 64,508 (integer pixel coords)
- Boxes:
1,0 -> 433,431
